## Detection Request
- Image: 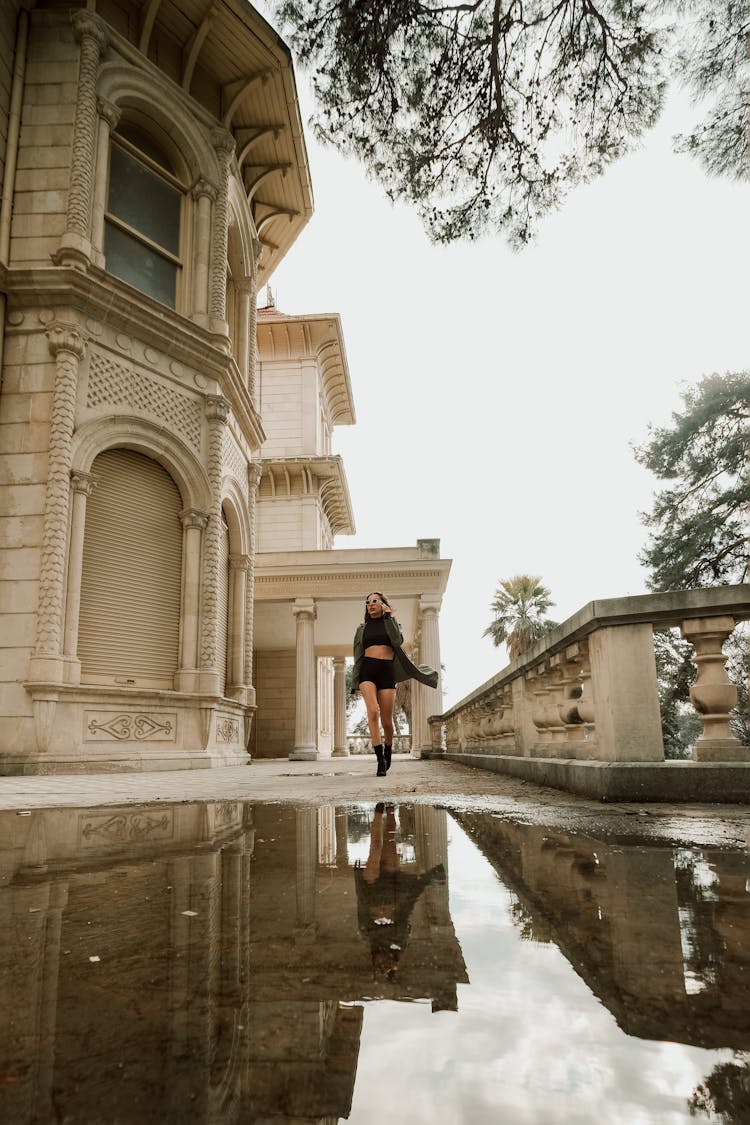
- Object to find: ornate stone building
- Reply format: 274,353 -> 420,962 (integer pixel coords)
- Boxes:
0,0 -> 450,773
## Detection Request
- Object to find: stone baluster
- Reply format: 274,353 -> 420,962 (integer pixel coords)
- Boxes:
553,645 -> 587,755
498,686 -> 516,751
56,12 -> 108,269
199,395 -> 229,694
429,716 -> 445,755
574,640 -> 597,756
28,324 -> 87,687
681,616 -> 749,761
291,598 -> 317,760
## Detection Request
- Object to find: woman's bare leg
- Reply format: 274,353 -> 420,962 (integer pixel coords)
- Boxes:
359,681 -> 381,746
378,688 -> 396,746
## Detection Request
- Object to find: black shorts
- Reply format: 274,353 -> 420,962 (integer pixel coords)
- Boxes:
359,656 -> 396,691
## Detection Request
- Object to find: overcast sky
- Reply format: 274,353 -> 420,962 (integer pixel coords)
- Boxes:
259,32 -> 749,708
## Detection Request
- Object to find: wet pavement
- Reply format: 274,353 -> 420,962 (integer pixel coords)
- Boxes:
2,761 -> 750,1121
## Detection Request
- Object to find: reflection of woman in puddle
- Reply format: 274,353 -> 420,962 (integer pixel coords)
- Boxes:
355,803 -> 445,981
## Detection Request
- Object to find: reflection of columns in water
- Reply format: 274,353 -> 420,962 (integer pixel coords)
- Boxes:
296,807 -> 318,931
335,806 -> 350,868
318,805 -> 336,866
414,806 -> 450,920
221,841 -> 244,999
332,656 -> 348,756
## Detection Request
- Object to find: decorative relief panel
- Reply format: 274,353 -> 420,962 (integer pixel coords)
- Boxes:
214,801 -> 240,827
87,351 -> 202,449
223,431 -> 249,499
84,711 -> 177,742
215,715 -> 241,744
79,808 -> 174,846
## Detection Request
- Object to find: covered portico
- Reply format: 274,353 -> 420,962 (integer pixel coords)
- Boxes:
252,540 -> 451,760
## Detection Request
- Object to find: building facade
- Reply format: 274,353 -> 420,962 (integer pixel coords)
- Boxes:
0,0 -> 449,774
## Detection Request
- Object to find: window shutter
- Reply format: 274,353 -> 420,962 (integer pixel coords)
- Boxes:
78,449 -> 182,688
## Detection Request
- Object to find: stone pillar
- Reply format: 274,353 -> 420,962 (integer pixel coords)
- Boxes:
243,463 -> 262,711
209,129 -> 235,333
681,616 -> 749,760
176,509 -> 208,692
199,395 -> 229,694
62,470 -> 96,682
234,276 -> 254,387
334,807 -> 349,868
332,656 -> 348,757
191,178 -> 217,324
588,624 -> 664,761
227,554 -> 249,701
28,324 -> 86,685
291,598 -> 317,760
412,596 -> 442,758
246,275 -> 258,402
91,97 -> 120,267
56,12 -> 108,269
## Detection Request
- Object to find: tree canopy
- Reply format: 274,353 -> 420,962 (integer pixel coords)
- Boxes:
483,574 -> 556,657
274,0 -> 748,245
634,371 -> 750,590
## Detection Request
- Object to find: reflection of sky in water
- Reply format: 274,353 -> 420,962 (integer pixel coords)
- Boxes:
349,819 -> 733,1124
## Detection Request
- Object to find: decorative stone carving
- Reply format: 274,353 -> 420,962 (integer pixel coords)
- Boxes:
32,325 -> 86,665
209,129 -> 236,322
56,11 -> 109,268
84,712 -> 177,741
215,717 -> 241,744
80,810 -> 173,844
87,352 -> 202,450
200,396 -> 230,678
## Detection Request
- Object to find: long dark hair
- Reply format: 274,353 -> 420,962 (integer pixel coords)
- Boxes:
363,592 -> 389,622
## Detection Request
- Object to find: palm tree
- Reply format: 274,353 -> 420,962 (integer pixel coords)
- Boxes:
483,575 -> 556,659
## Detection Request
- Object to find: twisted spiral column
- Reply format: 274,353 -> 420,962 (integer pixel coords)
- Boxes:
209,129 -> 235,327
56,12 -> 108,269
199,395 -> 230,692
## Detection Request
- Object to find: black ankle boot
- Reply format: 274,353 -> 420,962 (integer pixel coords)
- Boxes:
374,745 -> 386,777
384,744 -> 392,771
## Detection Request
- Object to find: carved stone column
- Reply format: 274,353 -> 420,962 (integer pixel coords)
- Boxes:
332,656 -> 348,757
56,12 -> 108,269
199,396 -> 229,694
191,178 -> 217,324
90,97 -> 120,267
176,509 -> 208,692
291,598 -> 317,760
227,554 -> 249,700
681,616 -> 749,760
62,470 -> 96,683
412,596 -> 442,758
246,276 -> 258,401
209,129 -> 235,332
295,807 -> 318,935
28,324 -> 86,685
234,276 -> 254,387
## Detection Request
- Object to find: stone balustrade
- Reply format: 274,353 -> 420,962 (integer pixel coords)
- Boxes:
346,734 -> 411,756
429,586 -> 750,802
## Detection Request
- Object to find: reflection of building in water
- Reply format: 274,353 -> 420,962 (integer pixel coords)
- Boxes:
454,812 -> 750,1051
0,800 -> 465,1124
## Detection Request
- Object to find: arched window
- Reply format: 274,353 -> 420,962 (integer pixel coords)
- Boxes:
104,123 -> 184,308
78,449 -> 183,688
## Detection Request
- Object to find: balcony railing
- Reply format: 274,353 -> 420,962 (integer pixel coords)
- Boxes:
346,734 -> 411,755
429,586 -> 750,792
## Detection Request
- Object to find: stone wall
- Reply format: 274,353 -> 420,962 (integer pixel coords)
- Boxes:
253,650 -> 296,758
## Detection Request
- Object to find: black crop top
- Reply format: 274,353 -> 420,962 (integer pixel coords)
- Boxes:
363,617 -> 391,648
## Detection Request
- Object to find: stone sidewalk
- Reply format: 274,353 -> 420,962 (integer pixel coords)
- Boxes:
1,755 -> 750,849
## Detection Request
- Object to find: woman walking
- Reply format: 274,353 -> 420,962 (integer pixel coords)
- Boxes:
351,592 -> 439,776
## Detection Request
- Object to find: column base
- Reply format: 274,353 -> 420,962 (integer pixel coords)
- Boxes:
693,739 -> 750,762
331,747 -> 349,758
289,746 -> 317,761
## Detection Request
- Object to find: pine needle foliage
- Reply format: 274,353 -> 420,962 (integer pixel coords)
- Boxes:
634,372 -> 750,591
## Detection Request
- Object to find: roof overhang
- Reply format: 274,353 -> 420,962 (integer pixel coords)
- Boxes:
133,0 -> 313,286
257,310 -> 356,426
258,455 -> 355,536
253,544 -> 452,654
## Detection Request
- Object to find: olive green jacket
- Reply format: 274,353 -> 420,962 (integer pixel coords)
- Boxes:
351,615 -> 439,692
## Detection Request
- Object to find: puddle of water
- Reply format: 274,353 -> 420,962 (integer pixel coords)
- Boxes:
1,799 -> 749,1123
